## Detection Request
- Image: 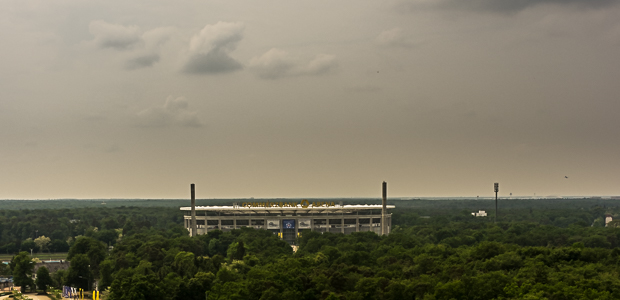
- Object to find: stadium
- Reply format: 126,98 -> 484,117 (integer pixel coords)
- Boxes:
181,199 -> 394,245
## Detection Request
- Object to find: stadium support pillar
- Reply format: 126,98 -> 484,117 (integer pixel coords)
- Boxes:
381,181 -> 387,235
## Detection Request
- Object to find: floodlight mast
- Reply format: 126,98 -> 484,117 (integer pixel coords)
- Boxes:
191,183 -> 197,237
494,183 -> 499,224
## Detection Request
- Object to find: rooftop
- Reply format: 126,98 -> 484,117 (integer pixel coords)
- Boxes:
181,200 -> 394,213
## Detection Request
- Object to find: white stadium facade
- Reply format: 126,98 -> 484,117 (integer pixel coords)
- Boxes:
181,199 -> 394,245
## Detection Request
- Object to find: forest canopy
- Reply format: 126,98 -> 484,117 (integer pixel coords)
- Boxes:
4,198 -> 620,299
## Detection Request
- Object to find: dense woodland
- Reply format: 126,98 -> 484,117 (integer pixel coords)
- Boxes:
4,198 -> 620,299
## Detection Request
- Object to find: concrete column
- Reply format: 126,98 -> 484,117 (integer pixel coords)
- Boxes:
295,219 -> 298,242
381,181 -> 387,236
205,210 -> 209,234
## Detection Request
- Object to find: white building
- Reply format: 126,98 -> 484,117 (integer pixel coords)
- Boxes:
181,200 -> 394,244
605,214 -> 613,227
472,210 -> 487,217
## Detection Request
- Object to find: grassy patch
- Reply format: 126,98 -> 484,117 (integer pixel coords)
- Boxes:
0,253 -> 68,262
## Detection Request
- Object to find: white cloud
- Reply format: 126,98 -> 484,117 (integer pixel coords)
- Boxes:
249,48 -> 337,79
376,28 -> 413,48
137,96 -> 203,128
89,20 -> 141,50
182,22 -> 244,74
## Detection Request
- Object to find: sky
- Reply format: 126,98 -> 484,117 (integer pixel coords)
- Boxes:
1,0 -> 620,199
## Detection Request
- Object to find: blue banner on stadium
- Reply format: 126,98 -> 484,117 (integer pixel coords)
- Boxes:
283,219 -> 295,229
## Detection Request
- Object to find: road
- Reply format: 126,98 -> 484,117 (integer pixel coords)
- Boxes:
0,293 -> 53,300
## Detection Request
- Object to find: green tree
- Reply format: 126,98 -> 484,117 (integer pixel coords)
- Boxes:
68,236 -> 107,275
109,263 -> 165,300
96,229 -> 119,246
20,239 -> 36,253
99,259 -> 114,290
173,251 -> 196,277
66,254 -> 91,290
227,241 -> 247,261
34,236 -> 51,253
49,239 -> 70,253
52,269 -> 67,289
36,266 -> 53,293
11,251 -> 34,292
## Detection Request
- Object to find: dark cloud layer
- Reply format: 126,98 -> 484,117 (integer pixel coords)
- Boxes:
401,0 -> 617,13
125,54 -> 160,70
183,50 -> 242,74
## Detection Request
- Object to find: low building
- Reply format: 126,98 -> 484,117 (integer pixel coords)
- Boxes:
472,210 -> 487,217
181,200 -> 395,244
606,214 -> 613,227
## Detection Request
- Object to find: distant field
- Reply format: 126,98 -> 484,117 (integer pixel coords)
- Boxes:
0,252 -> 68,261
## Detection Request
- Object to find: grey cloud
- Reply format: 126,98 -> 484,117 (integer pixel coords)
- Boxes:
249,48 -> 337,80
137,96 -> 203,128
125,54 -> 160,70
142,27 -> 175,48
183,50 -> 242,74
89,22 -> 174,69
400,0 -> 616,13
89,20 -> 141,50
125,28 -> 174,70
376,28 -> 413,48
182,22 -> 244,74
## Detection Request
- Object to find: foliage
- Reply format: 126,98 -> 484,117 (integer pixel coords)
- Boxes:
34,236 -> 51,252
11,290 -> 33,300
35,266 -> 53,292
5,198 -> 620,299
47,288 -> 63,300
66,254 -> 91,290
11,251 -> 34,292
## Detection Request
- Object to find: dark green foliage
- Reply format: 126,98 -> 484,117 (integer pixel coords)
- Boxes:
52,269 -> 67,289
99,259 -> 114,290
5,198 -> 620,299
66,254 -> 91,290
11,251 -> 34,292
36,266 -> 53,292
67,236 -> 107,276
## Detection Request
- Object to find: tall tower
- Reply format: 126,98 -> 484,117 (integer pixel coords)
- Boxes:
381,181 -> 387,235
494,182 -> 499,224
191,183 -> 197,237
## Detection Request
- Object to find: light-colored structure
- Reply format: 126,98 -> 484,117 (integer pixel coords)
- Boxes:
181,200 -> 395,244
472,210 -> 487,217
605,214 -> 613,227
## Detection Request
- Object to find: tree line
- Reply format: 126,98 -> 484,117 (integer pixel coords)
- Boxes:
5,199 -> 620,299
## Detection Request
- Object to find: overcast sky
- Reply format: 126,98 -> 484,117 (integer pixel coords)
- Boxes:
2,0 -> 619,199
